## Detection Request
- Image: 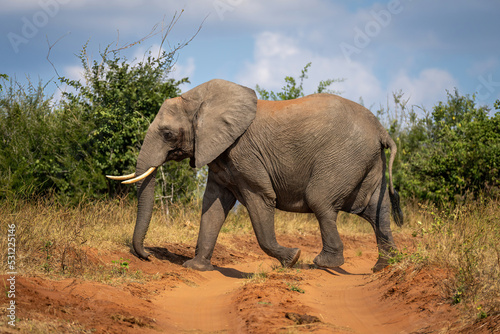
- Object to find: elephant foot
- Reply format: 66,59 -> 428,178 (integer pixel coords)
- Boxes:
183,258 -> 214,271
280,248 -> 301,268
313,251 -> 344,268
372,257 -> 390,272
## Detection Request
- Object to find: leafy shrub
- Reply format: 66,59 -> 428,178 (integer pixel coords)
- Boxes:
0,45 -> 198,203
60,45 -> 197,201
0,79 -> 88,199
3,57 -> 499,207
380,91 -> 500,206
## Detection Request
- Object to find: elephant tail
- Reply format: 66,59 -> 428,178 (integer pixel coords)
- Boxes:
382,134 -> 404,227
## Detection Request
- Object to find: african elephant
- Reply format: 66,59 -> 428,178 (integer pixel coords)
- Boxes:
107,79 -> 403,272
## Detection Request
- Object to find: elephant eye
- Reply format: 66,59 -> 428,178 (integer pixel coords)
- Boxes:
162,130 -> 173,141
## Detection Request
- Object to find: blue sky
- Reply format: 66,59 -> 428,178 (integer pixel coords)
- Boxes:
1,0 -> 500,112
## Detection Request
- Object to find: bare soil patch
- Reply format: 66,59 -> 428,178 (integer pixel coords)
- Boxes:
1,233 -> 494,333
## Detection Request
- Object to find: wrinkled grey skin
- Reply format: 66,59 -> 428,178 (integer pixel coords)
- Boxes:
128,79 -> 403,273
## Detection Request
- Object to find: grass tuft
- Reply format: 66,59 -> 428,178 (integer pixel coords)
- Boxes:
1,195 -> 499,325
0,197 -> 201,279
391,198 -> 500,321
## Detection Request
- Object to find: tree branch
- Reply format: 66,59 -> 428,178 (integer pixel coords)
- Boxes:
46,32 -> 71,78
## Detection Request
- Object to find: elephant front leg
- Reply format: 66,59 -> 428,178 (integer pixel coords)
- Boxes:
183,177 -> 236,271
244,192 -> 301,268
313,210 -> 345,268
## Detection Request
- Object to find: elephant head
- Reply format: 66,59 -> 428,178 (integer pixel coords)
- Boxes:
107,79 -> 257,259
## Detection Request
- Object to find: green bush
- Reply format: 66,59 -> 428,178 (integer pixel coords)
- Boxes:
0,79 -> 85,199
60,45 -> 197,201
0,46 -> 198,203
2,57 -> 499,207
382,91 -> 500,206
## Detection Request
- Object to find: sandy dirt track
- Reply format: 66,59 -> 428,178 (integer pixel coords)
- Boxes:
2,233 -> 498,333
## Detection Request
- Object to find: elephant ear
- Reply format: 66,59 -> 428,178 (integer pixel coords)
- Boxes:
182,79 -> 257,168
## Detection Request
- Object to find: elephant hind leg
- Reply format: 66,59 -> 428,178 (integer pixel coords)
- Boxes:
304,184 -> 345,268
358,180 -> 398,272
312,209 -> 345,268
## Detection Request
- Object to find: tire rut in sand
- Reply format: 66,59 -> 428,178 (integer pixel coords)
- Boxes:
151,260 -> 277,333
3,235 -> 464,333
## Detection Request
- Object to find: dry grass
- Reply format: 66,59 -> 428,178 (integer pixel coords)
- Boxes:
0,317 -> 91,334
392,198 -> 500,322
0,197 -> 202,278
0,196 -> 391,278
0,196 -> 437,276
1,196 -> 499,323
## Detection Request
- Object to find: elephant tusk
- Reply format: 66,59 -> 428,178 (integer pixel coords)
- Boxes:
121,167 -> 156,184
106,172 -> 136,181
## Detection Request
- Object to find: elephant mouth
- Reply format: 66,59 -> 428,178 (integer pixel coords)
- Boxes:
168,149 -> 190,162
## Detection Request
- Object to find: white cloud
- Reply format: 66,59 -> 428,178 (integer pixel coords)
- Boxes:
388,68 -> 458,107
63,64 -> 85,82
237,31 -> 464,110
48,64 -> 84,104
237,32 -> 301,89
3,0 -> 498,111
236,31 -> 383,106
170,56 -> 195,81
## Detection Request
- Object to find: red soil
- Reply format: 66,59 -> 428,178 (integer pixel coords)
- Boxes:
2,234 -> 498,333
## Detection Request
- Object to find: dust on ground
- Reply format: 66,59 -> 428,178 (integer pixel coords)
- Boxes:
1,233 -> 498,333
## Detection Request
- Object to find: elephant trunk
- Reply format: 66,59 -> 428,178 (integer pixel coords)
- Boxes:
106,128 -> 171,260
132,165 -> 157,260
130,129 -> 167,260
